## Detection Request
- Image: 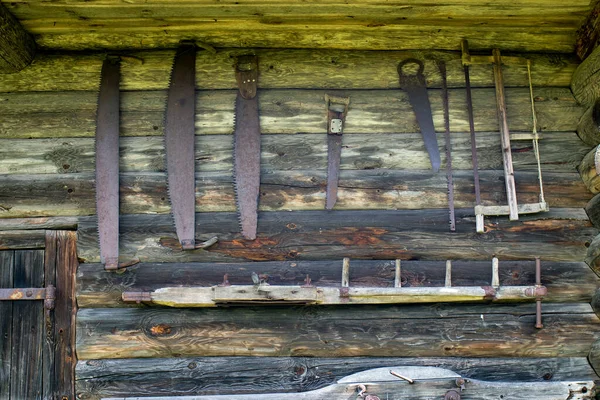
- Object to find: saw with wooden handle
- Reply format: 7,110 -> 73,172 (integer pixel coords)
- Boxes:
164,42 -> 197,250
233,55 -> 261,240
325,94 -> 350,210
95,56 -> 121,270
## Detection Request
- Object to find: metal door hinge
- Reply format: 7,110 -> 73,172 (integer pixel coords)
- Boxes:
0,284 -> 55,310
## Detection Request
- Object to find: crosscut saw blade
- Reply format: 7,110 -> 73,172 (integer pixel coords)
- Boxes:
398,58 -> 441,172
95,56 -> 120,270
325,94 -> 350,210
165,43 -> 196,250
437,60 -> 456,231
234,56 -> 261,240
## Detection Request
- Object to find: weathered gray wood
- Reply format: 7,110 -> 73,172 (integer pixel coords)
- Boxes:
577,99 -> 600,146
75,303 -> 600,359
585,233 -> 600,276
77,260 -> 599,307
588,340 -> 600,381
0,3 -> 35,73
76,209 -> 594,264
0,131 -> 589,175
0,49 -> 578,93
0,88 -> 583,138
54,231 -> 77,400
0,230 -> 47,250
0,170 -> 590,218
0,217 -> 78,231
572,44 -> 600,107
74,356 -> 599,400
585,193 -> 600,229
11,250 -> 44,399
578,145 -> 600,194
0,251 -> 14,400
42,231 -> 57,399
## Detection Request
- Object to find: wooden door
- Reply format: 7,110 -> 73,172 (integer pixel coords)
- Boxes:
0,231 -> 77,400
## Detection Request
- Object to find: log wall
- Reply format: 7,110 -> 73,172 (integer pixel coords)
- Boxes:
0,48 -> 598,398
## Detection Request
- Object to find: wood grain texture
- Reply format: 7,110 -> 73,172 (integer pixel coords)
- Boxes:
10,250 -> 44,400
572,44 -> 600,107
0,251 -> 14,400
0,49 -> 578,92
575,0 -> 600,60
0,230 -> 46,250
76,209 -> 594,264
0,87 -> 582,138
0,217 -> 78,231
42,231 -> 57,399
74,356 -> 598,400
577,100 -> 600,146
76,260 -> 599,308
0,169 -> 589,218
578,145 -> 600,194
0,131 -> 589,175
0,3 -> 35,72
586,193 -> 600,229
75,302 -> 600,359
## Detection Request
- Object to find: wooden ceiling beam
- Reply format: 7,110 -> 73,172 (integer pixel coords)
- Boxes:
0,3 -> 35,73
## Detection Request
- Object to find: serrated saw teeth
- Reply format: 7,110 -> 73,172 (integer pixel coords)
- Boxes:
164,42 -> 197,249
95,56 -> 121,270
233,55 -> 261,240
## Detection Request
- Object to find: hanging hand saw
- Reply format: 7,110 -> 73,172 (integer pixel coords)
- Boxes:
398,59 -> 441,172
234,55 -> 261,240
164,42 -> 196,250
325,94 -> 350,210
437,61 -> 456,231
95,56 -> 120,270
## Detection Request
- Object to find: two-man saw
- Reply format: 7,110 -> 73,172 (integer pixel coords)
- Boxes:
234,55 -> 261,240
95,56 -> 121,270
398,59 -> 441,172
325,94 -> 350,210
164,42 -> 197,250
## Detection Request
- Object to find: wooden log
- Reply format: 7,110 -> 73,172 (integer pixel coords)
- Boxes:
43,231 -> 57,399
577,99 -> 600,146
0,230 -> 46,250
0,87 -> 583,138
575,0 -> 600,60
585,233 -> 600,277
588,340 -> 600,381
0,170 -> 590,218
0,49 -> 578,92
75,303 -> 600,359
0,131 -> 589,175
75,356 -> 599,400
585,193 -> 600,229
0,251 -> 13,400
76,209 -> 594,264
0,3 -> 35,73
76,260 -> 599,308
572,44 -> 600,107
0,217 -> 78,231
578,145 -> 600,194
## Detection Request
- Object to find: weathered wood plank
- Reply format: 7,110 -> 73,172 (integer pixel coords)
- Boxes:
11,250 -> 44,399
76,260 -> 599,308
20,18 -> 580,53
0,88 -> 582,138
578,145 -> 600,194
0,170 -> 589,218
75,303 -> 600,359
0,230 -> 47,250
76,209 -> 594,264
0,250 -> 14,400
0,49 -> 578,92
577,100 -> 600,146
74,356 -> 599,400
0,217 -> 78,231
54,231 -> 77,400
0,131 -> 588,175
42,231 -> 57,399
0,3 -> 35,73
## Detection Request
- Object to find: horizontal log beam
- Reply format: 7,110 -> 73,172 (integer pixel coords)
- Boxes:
0,170 -> 589,218
0,217 -> 78,231
0,3 -> 35,73
0,88 -> 582,138
0,230 -> 46,250
75,303 -> 600,359
76,260 -> 599,308
75,209 -> 594,264
74,356 -> 599,400
0,132 -> 589,175
0,50 -> 578,92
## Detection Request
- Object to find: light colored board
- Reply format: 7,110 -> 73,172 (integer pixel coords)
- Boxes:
0,132 -> 589,175
0,88 -> 583,138
0,50 -> 578,93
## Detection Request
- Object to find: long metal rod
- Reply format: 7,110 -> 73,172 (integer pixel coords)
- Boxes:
492,49 -> 519,221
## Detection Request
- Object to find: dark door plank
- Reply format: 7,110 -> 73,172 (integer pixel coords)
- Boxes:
0,250 -> 14,399
10,250 -> 44,400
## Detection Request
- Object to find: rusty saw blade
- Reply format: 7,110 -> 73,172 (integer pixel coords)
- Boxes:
95,56 -> 120,270
398,59 -> 441,172
234,55 -> 261,240
325,94 -> 349,210
437,60 -> 456,231
165,43 -> 196,250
